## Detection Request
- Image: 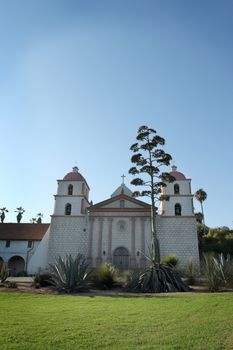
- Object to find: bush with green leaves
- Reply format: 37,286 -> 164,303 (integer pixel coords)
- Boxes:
0,261 -> 9,283
161,255 -> 179,268
49,254 -> 90,293
94,263 -> 118,289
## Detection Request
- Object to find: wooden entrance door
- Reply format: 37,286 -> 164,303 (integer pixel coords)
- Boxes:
113,247 -> 129,269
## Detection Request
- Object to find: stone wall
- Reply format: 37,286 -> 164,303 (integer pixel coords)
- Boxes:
157,216 -> 200,269
47,216 -> 88,265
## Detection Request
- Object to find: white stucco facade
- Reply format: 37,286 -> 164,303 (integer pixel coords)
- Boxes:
1,166 -> 200,274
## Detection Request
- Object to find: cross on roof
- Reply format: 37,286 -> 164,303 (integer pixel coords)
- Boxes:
121,174 -> 126,184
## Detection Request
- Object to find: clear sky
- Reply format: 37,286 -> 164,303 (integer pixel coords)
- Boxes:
0,0 -> 232,228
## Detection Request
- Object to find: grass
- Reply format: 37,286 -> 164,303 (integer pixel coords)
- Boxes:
0,292 -> 233,350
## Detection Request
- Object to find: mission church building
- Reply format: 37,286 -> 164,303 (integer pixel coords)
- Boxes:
0,166 -> 200,275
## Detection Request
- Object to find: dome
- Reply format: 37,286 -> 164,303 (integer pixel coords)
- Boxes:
169,166 -> 186,180
63,166 -> 85,181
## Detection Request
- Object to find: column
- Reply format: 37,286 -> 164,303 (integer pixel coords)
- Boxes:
87,217 -> 94,264
96,218 -> 104,266
107,218 -> 113,263
130,217 -> 136,268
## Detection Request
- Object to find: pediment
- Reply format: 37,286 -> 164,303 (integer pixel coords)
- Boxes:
88,194 -> 150,211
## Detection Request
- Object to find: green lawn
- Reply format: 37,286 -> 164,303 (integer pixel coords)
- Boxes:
0,292 -> 233,350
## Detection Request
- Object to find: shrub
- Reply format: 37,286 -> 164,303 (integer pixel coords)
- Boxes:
184,258 -> 198,285
33,273 -> 53,288
4,281 -> 17,289
94,263 -> 118,289
161,255 -> 179,268
124,269 -> 141,291
0,261 -> 9,283
49,254 -> 90,293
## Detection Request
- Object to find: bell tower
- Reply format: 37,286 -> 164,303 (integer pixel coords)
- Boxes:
160,166 -> 194,217
47,166 -> 90,265
53,166 -> 90,217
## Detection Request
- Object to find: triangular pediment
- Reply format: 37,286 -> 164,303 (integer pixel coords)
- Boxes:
88,194 -> 150,211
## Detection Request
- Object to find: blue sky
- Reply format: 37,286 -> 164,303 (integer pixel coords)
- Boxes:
0,0 -> 232,228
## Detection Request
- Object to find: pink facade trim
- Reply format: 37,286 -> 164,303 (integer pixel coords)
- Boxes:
87,218 -> 94,259
107,218 -> 113,260
89,212 -> 150,217
97,218 -> 104,259
140,218 -> 146,255
131,217 -> 136,257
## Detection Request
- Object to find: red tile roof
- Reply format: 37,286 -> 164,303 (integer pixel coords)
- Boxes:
0,223 -> 50,240
63,172 -> 85,181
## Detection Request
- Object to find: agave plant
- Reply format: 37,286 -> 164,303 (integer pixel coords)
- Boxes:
133,264 -> 190,293
0,261 -> 9,283
49,254 -> 90,293
127,250 -> 190,293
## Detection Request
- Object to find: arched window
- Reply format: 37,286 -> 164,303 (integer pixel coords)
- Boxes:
175,203 -> 182,216
82,183 -> 85,194
68,184 -> 73,195
65,203 -> 72,215
174,184 -> 180,194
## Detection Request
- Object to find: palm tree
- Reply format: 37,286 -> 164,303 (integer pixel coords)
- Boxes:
195,212 -> 204,224
15,207 -> 25,223
0,207 -> 9,223
194,189 -> 207,226
30,218 -> 37,224
36,213 -> 43,224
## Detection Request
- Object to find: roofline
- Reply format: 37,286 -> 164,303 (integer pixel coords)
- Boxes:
88,194 -> 151,210
57,179 -> 90,190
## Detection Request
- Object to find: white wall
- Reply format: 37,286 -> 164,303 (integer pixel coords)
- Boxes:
27,228 -> 51,274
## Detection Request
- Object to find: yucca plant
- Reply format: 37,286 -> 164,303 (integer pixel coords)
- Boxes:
0,261 -> 9,283
49,254 -> 90,293
202,253 -> 233,292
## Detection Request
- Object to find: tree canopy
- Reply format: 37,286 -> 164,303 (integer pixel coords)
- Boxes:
129,125 -> 175,263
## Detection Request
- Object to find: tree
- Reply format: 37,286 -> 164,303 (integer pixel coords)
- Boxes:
194,189 -> 207,226
15,207 -> 25,223
0,207 -> 9,223
36,213 -> 43,224
129,125 -> 190,292
195,212 -> 204,224
129,125 -> 175,263
30,218 -> 37,224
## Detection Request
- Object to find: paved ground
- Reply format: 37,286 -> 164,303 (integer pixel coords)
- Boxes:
7,277 -> 33,283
